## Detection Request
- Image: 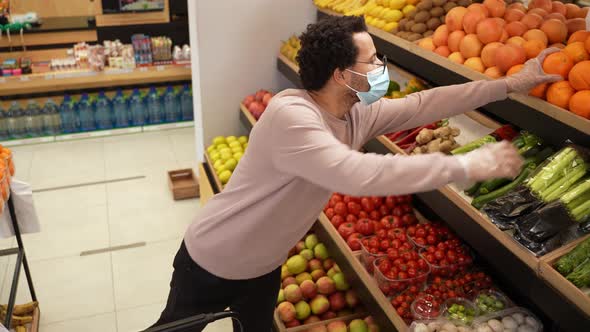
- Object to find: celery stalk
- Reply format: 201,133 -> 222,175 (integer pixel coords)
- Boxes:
542,165 -> 587,202
529,149 -> 578,193
561,178 -> 590,204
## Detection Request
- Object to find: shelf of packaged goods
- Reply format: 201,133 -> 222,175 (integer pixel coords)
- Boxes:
538,234 -> 590,317
203,153 -> 225,193
0,65 -> 192,97
316,8 -> 590,146
239,103 -> 257,130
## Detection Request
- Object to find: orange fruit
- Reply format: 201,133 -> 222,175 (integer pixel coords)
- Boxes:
523,39 -> 545,59
542,51 -> 574,78
569,90 -> 590,119
546,81 -> 575,109
586,36 -> 590,54
530,83 -> 549,98
568,61 -> 590,91
506,64 -> 524,76
567,31 -> 590,44
563,42 -> 589,63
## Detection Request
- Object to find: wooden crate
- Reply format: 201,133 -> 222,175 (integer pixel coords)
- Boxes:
168,169 -> 199,200
274,311 -> 367,332
538,234 -> 590,317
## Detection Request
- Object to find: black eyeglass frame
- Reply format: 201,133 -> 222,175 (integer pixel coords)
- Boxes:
355,55 -> 388,74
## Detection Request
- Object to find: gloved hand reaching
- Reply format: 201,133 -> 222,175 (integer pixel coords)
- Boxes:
456,141 -> 524,182
503,48 -> 563,93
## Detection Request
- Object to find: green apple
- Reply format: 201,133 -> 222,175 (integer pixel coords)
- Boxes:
228,140 -> 241,148
305,234 -> 319,250
332,272 -> 350,291
277,289 -> 285,304
300,249 -> 314,261
238,136 -> 248,144
295,272 -> 312,285
348,319 -> 369,332
224,158 -> 238,171
286,255 -> 308,275
295,301 -> 311,320
219,170 -> 232,184
226,136 -> 237,143
314,243 -> 329,260
212,136 -> 226,146
327,267 -> 338,279
233,152 -> 244,160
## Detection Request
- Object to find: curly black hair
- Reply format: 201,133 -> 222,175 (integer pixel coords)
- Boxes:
296,16 -> 367,91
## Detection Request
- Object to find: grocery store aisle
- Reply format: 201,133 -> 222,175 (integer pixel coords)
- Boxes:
0,128 -> 233,332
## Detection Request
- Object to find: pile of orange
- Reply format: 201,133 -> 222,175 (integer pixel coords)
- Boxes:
0,146 -> 15,214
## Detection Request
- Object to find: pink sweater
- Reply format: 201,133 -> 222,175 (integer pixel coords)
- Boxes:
185,80 -> 508,280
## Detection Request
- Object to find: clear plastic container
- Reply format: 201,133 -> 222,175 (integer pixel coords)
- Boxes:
407,228 -> 429,249
409,319 -> 474,332
420,246 -> 473,278
411,294 -> 443,321
442,297 -> 478,325
373,256 -> 430,297
472,307 -> 543,332
472,289 -> 512,314
359,236 -> 386,274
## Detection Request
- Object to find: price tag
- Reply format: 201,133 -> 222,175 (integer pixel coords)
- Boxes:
139,67 -> 148,72
19,76 -> 30,82
156,65 -> 165,72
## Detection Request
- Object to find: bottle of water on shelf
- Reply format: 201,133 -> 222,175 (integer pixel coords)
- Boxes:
129,88 -> 146,126
146,87 -> 163,124
60,95 -> 78,134
0,107 -> 8,140
113,89 -> 130,128
180,84 -> 194,121
24,100 -> 43,138
7,102 -> 23,139
78,93 -> 96,132
42,98 -> 61,135
95,91 -> 113,130
163,86 -> 180,123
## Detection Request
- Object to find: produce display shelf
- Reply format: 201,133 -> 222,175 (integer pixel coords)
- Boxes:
539,234 -> 590,317
274,311 -> 367,332
203,152 -> 225,193
198,163 -> 215,207
276,51 -> 590,330
316,8 -> 590,147
0,65 -> 192,97
239,103 -> 257,129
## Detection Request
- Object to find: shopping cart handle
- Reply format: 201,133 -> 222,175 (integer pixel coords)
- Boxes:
141,311 -> 239,332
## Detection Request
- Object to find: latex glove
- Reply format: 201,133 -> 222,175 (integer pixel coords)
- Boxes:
504,48 -> 563,93
456,141 -> 524,182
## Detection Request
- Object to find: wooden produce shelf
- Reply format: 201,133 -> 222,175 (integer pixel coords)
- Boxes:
316,8 -> 590,146
539,234 -> 590,317
0,65 -> 191,97
198,163 -> 215,207
239,103 -> 257,129
203,153 -> 225,192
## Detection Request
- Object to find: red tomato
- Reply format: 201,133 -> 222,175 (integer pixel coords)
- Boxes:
387,248 -> 399,260
361,197 -> 375,212
330,194 -> 343,205
385,196 -> 396,209
346,233 -> 363,251
437,242 -> 447,251
402,214 -> 417,225
426,235 -> 437,245
407,260 -> 417,269
392,207 -> 403,217
415,228 -> 426,238
392,216 -> 403,228
346,214 -> 358,224
398,271 -> 408,279
371,196 -> 383,209
417,259 -> 427,270
405,195 -> 413,203
395,196 -> 406,204
401,204 -> 413,214
379,259 -> 391,274
376,229 -> 387,239
369,210 -> 381,221
359,211 -> 369,219
347,202 -> 361,216
368,237 -> 380,249
434,250 -> 445,261
355,218 -> 375,236
380,216 -> 394,229
373,220 -> 384,233
427,246 -> 436,254
331,215 -> 344,229
425,254 -> 436,263
391,239 -> 401,249
337,222 -> 355,239
334,202 -> 348,216
408,268 -> 417,278
325,208 -> 335,220
379,205 -> 390,217
402,251 -> 413,261
380,240 -> 390,251
407,226 -> 416,236
343,195 -> 353,204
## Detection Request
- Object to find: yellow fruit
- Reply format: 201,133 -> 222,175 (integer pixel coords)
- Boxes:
219,170 -> 232,184
212,136 -> 226,146
388,9 -> 403,22
220,151 -> 233,161
402,4 -> 416,16
207,145 -> 216,154
210,151 -> 221,162
366,16 -> 376,25
213,159 -> 224,169
229,141 -> 241,148
224,158 -> 238,171
384,22 -> 399,31
233,152 -> 244,160
389,0 -> 406,10
215,164 -> 227,173
375,19 -> 387,29
226,136 -> 237,143
238,136 -> 248,144
242,142 -> 248,149
216,143 -> 229,150
375,0 -> 384,5
365,2 -> 377,11
406,0 -> 418,4
231,146 -> 243,154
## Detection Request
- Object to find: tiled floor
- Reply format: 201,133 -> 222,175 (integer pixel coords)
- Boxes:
2,128 -> 233,331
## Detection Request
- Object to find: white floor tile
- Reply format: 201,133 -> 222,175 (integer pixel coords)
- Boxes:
0,254 -> 115,325
23,204 -> 110,261
169,128 -> 197,165
9,145 -> 34,183
116,302 -> 165,332
41,312 -> 117,332
203,318 -> 235,332
111,239 -> 179,311
33,183 -> 107,212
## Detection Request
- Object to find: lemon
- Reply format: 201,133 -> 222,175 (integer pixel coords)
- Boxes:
218,147 -> 232,155
215,164 -> 227,173
382,0 -> 390,7
242,142 -> 249,149
231,146 -> 243,154
226,136 -> 237,143
389,0 -> 405,10
210,151 -> 221,162
212,136 -> 226,146
216,143 -> 229,150
402,4 -> 415,15
229,141 -> 242,148
375,19 -> 387,29
207,145 -> 216,154
384,22 -> 399,31
233,152 -> 244,160
220,151 -> 233,161
219,170 -> 232,184
213,159 -> 224,169
224,158 -> 238,171
385,9 -> 403,22
238,136 -> 248,144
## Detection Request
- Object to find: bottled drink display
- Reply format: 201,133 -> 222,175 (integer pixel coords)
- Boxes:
113,89 -> 130,128
0,85 -> 194,141
146,87 -> 163,124
95,91 -> 114,130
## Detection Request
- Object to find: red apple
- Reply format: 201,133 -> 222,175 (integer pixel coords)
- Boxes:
323,258 -> 335,271
328,292 -> 347,312
320,311 -> 338,321
310,295 -> 330,315
255,89 -> 268,101
277,301 -> 296,322
242,95 -> 255,108
304,315 -> 322,324
345,289 -> 360,308
316,276 -> 336,295
311,269 -> 326,282
326,320 -> 347,332
282,276 -> 297,288
308,259 -> 323,272
295,241 -> 306,253
300,279 -> 318,299
284,284 -> 303,303
262,92 -> 273,106
284,319 -> 301,328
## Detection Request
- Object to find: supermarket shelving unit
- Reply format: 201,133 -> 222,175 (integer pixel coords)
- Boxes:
273,47 -> 590,330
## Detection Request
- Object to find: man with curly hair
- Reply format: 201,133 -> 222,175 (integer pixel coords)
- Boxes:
151,15 -> 560,332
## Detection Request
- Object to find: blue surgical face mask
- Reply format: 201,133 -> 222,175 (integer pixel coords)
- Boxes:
345,65 -> 390,105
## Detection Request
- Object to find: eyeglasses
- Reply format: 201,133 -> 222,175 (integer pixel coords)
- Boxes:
356,55 -> 387,74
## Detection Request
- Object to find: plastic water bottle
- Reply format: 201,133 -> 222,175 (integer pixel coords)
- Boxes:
146,87 -> 163,124
180,84 -> 193,121
25,100 -> 44,137
42,99 -> 61,135
60,95 -> 78,133
7,102 -> 23,138
78,93 -> 96,131
129,88 -> 146,126
95,91 -> 113,130
163,86 -> 180,123
113,89 -> 130,128
0,107 -> 8,140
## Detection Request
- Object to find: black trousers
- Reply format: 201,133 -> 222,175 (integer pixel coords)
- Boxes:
150,241 -> 281,332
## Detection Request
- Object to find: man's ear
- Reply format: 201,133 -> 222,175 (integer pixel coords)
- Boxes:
333,68 -> 348,86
